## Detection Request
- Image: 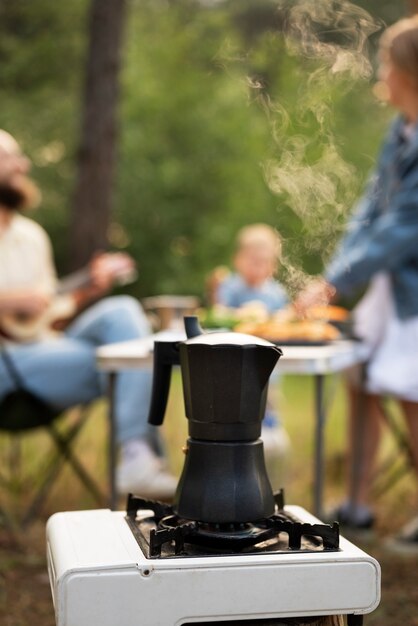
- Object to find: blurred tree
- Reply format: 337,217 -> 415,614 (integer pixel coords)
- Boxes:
116,0 -> 282,298
69,0 -> 127,269
114,0 -> 396,299
0,0 -> 407,299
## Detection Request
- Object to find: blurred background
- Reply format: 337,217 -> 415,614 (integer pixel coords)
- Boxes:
0,0 -> 411,299
1,3 -> 418,625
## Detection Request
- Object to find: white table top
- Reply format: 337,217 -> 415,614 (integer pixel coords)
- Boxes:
96,330 -> 369,376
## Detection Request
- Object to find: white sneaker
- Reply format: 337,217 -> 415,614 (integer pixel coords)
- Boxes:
116,439 -> 177,501
261,425 -> 291,459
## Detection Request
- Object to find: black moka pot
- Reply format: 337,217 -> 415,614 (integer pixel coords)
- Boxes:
147,317 -> 282,524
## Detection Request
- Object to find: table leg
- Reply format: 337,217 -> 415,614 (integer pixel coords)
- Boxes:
108,372 -> 118,510
314,374 -> 325,518
348,364 -> 367,517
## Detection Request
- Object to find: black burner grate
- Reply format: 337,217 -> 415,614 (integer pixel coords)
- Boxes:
125,492 -> 340,559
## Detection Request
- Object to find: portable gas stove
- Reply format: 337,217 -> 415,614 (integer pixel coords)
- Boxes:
46,322 -> 380,625
46,492 -> 380,626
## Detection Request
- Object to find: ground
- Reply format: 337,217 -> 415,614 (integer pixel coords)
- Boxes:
1,377 -> 418,624
1,521 -> 418,626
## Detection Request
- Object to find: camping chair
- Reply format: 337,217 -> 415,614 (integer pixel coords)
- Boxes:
371,396 -> 416,499
0,347 -> 106,529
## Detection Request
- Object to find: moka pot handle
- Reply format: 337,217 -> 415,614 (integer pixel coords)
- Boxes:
147,341 -> 180,426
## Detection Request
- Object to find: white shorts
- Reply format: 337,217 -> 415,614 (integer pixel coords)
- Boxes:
353,273 -> 418,402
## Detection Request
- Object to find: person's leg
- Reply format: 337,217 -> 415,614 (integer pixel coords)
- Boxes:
332,381 -> 383,527
0,338 -> 102,409
65,296 -> 154,444
347,387 -> 383,506
0,298 -> 153,428
65,295 -> 176,497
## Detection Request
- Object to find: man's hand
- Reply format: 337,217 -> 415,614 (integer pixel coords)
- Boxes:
90,252 -> 137,292
72,252 -> 137,311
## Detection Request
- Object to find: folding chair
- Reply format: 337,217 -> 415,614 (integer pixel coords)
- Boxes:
371,396 -> 416,499
0,399 -> 107,529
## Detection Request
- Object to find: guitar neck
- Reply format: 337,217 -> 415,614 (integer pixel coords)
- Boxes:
56,268 -> 92,295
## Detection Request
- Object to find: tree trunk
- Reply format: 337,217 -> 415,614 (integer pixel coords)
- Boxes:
69,0 -> 126,269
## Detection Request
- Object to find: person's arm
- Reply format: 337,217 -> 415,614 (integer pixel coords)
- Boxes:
0,289 -> 51,316
325,118 -> 415,294
295,166 -> 418,315
326,169 -> 418,295
67,252 -> 138,313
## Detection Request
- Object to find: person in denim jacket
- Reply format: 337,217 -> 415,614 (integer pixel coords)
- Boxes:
296,16 -> 418,550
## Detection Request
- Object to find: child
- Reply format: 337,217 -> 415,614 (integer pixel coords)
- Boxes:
218,223 -> 288,313
216,223 -> 290,465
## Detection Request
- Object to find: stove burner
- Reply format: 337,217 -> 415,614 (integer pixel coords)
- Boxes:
125,492 -> 340,559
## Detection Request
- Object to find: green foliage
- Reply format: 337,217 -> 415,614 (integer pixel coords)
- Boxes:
117,0 -> 397,299
0,0 -> 406,299
117,0 -> 285,297
0,0 -> 88,269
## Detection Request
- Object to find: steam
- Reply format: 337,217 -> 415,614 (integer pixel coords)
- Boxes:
262,0 -> 382,296
282,0 -> 379,80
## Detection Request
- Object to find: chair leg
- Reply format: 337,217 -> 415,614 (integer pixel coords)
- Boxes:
0,436 -> 24,531
371,398 -> 415,499
20,450 -> 67,527
9,437 -> 22,485
47,421 -> 106,503
21,408 -> 105,527
0,500 -> 20,533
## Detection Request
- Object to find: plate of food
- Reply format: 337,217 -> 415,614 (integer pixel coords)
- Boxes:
233,319 -> 342,345
200,303 -> 353,345
304,305 -> 355,338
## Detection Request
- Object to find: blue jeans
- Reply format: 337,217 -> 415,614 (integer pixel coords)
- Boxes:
0,296 -> 155,445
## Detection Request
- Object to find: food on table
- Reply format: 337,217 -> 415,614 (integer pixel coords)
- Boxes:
305,305 -> 350,322
199,302 -> 270,329
234,319 -> 341,342
200,303 -> 347,342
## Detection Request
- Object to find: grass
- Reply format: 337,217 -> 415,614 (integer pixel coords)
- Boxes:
0,373 -> 417,625
0,372 -> 414,517
0,372 -> 415,525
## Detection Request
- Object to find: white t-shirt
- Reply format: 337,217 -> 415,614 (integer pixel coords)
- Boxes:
0,213 -> 56,294
0,213 -> 75,341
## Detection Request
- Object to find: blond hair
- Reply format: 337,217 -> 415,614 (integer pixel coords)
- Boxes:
236,223 -> 282,260
380,15 -> 418,81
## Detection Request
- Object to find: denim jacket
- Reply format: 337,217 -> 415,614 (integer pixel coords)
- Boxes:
326,116 -> 418,320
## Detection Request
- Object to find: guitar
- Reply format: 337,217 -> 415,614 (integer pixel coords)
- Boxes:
0,253 -> 137,342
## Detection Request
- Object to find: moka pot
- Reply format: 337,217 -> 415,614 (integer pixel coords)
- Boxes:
147,317 -> 282,523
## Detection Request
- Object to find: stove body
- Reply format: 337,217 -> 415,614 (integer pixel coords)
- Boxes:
46,503 -> 380,626
47,325 -> 380,625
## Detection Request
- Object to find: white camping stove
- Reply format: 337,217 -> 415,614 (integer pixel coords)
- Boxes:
46,493 -> 380,626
